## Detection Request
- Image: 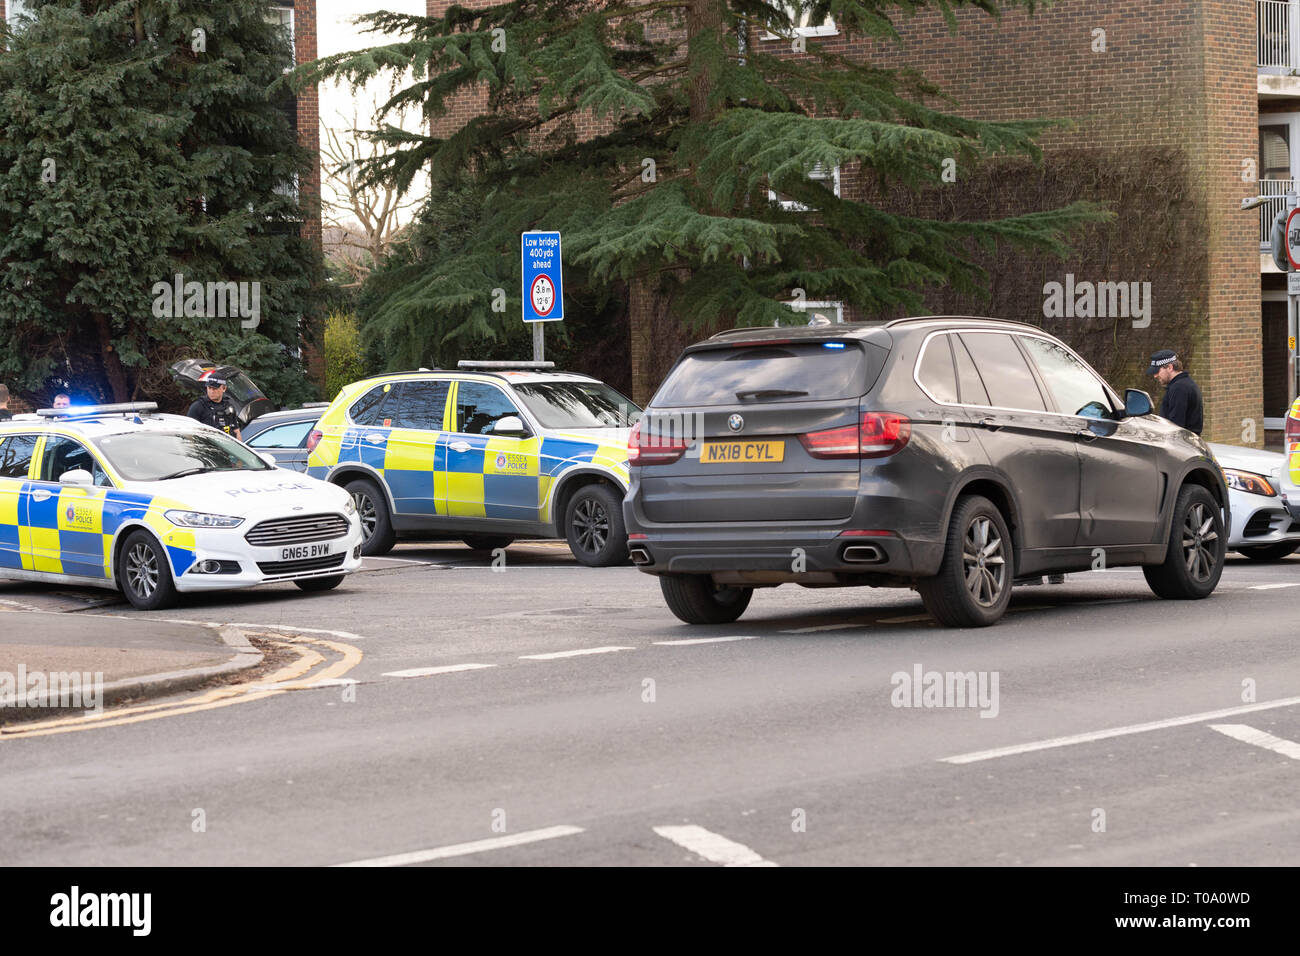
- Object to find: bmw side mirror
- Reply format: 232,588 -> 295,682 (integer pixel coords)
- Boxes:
1124,388 -> 1153,418
59,469 -> 93,486
492,416 -> 529,437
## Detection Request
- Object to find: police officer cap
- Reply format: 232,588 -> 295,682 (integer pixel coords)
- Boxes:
1145,349 -> 1177,375
205,376 -> 227,387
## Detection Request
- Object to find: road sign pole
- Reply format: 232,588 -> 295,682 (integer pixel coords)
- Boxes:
1290,193 -> 1299,409
533,322 -> 544,363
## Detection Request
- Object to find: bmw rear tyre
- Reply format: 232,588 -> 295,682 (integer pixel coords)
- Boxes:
659,574 -> 753,625
1143,485 -> 1225,599
564,484 -> 629,567
118,530 -> 179,611
344,478 -> 396,556
917,495 -> 1013,627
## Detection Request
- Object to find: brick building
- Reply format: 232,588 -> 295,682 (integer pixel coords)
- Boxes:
2,0 -> 324,386
420,1 -> 1282,439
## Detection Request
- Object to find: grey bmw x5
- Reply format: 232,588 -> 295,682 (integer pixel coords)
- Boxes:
623,317 -> 1229,628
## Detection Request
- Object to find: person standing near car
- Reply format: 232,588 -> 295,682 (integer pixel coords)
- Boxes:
0,384 -> 11,422
1147,349 -> 1203,435
187,377 -> 242,439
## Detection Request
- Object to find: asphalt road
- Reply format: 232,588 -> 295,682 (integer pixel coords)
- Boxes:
1,542 -> 1298,866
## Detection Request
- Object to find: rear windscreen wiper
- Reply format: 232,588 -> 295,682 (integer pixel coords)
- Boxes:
735,388 -> 809,400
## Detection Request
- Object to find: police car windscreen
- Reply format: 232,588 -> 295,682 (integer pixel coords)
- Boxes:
95,431 -> 271,481
513,383 -> 641,429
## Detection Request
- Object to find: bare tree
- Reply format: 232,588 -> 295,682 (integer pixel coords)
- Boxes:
320,108 -> 422,286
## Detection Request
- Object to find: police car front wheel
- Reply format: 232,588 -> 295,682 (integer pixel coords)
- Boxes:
118,530 -> 179,611
344,478 -> 396,556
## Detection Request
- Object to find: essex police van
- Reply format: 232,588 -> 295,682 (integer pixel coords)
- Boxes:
305,362 -> 640,566
0,403 -> 363,609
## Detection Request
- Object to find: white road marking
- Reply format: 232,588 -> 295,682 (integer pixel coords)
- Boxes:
310,678 -> 358,688
654,636 -> 761,646
361,556 -> 432,568
652,825 -> 778,867
1249,583 -> 1300,591
1210,723 -> 1300,760
383,664 -> 495,678
940,694 -> 1300,764
519,646 -> 635,660
877,614 -> 933,624
333,825 -> 584,867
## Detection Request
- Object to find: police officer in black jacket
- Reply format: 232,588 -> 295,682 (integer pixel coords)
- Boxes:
186,377 -> 242,440
1146,349 -> 1203,435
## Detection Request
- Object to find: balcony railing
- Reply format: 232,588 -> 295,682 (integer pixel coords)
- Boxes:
1259,178 -> 1296,246
1260,0 -> 1300,72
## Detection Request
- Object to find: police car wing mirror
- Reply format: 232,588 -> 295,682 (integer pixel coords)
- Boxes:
257,452 -> 278,468
491,416 -> 529,437
1123,389 -> 1153,418
58,469 -> 94,486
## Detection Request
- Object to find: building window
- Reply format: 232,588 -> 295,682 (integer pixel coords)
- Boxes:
267,4 -> 295,72
6,0 -> 31,28
1259,116 -> 1300,247
769,163 -> 840,212
761,3 -> 838,40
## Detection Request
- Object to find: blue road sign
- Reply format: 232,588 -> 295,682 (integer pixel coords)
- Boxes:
522,231 -> 563,322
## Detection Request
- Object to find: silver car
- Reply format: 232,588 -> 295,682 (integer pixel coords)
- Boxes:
1208,442 -> 1300,560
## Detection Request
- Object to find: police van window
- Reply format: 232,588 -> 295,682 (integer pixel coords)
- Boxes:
916,335 -> 959,404
0,434 -> 39,479
40,436 -> 112,487
389,380 -> 450,431
455,382 -> 520,435
349,384 -> 392,426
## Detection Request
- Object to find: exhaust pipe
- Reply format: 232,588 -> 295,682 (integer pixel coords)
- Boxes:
842,544 -> 884,564
629,547 -> 653,566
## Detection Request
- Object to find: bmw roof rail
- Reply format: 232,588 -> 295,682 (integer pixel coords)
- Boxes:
36,402 -> 160,420
457,360 -> 556,371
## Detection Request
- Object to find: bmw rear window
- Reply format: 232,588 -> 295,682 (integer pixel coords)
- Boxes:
652,341 -> 886,407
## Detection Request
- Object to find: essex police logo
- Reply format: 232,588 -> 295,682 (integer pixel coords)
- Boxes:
65,504 -> 95,528
495,453 -> 507,469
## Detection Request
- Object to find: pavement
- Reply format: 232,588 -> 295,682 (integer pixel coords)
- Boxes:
0,609 -> 260,721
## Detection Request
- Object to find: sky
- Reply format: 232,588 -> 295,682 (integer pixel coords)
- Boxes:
315,0 -> 429,227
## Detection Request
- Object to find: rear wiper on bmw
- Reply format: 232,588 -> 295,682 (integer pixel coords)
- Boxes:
156,467 -> 209,480
735,388 -> 809,400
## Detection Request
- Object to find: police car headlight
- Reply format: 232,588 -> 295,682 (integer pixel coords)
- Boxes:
164,510 -> 245,529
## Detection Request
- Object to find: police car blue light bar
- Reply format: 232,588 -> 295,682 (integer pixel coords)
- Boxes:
456,361 -> 555,370
36,402 -> 159,418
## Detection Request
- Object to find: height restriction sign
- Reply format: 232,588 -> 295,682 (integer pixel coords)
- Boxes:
522,231 -> 564,322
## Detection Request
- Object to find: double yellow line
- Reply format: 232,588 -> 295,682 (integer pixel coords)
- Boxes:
0,631 -> 362,741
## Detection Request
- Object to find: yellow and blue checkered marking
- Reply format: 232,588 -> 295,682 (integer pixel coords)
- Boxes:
0,480 -> 195,579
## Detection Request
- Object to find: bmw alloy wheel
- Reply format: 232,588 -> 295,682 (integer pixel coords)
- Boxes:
1182,501 -> 1218,582
962,516 -> 1006,608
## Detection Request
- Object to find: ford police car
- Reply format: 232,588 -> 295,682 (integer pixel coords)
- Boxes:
0,403 -> 363,610
305,362 -> 639,566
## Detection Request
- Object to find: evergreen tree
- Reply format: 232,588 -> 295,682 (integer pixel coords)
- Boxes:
296,0 -> 1109,371
0,0 -> 321,407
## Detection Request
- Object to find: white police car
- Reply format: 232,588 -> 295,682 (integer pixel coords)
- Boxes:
0,403 -> 363,609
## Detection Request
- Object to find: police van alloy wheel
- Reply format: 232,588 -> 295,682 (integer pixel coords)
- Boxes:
1143,484 -> 1225,599
917,495 -> 1013,628
660,574 -> 753,625
344,478 -> 396,556
564,484 -> 629,567
118,530 -> 178,611
1237,541 -> 1300,562
295,574 -> 345,592
462,535 -> 514,552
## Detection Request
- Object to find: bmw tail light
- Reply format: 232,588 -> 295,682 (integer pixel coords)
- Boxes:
800,412 -> 911,459
628,420 -> 687,465
306,429 -> 323,452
